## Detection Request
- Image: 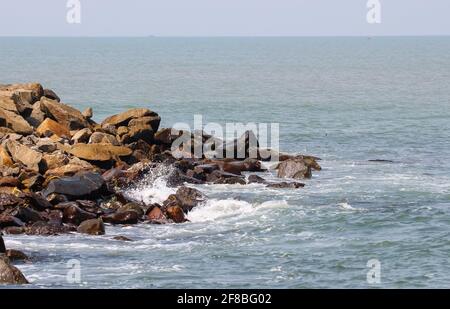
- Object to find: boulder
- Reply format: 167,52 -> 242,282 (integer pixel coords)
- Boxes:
5,140 -> 42,172
101,108 -> 157,127
68,143 -> 132,161
146,205 -> 167,222
42,153 -> 69,171
0,216 -> 25,228
117,202 -> 144,217
0,146 -> 13,167
0,109 -> 33,135
63,204 -> 97,225
0,97 -> 18,112
165,206 -> 187,223
26,101 -> 46,128
116,126 -> 129,136
40,97 -> 89,130
6,249 -> 30,262
277,158 -> 312,179
102,211 -> 139,225
82,107 -> 93,119
0,83 -> 43,102
113,236 -> 133,241
128,115 -> 161,132
24,221 -> 72,235
120,124 -> 153,144
71,128 -> 92,144
43,172 -> 105,199
89,132 -> 120,146
43,89 -> 60,102
0,194 -> 23,208
11,90 -> 34,115
11,207 -> 43,224
35,139 -> 57,153
36,118 -> 71,138
247,174 -> 266,184
0,255 -> 29,284
44,158 -> 95,178
173,186 -> 204,212
77,218 -> 105,235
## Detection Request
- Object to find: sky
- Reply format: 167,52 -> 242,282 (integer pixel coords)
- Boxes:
0,0 -> 449,37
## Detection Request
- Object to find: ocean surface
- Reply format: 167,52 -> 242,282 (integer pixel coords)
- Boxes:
1,37 -> 450,288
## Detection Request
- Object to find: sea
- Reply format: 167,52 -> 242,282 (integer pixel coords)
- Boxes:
1,37 -> 450,288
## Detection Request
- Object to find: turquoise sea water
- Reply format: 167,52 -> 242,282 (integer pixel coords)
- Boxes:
1,37 -> 450,288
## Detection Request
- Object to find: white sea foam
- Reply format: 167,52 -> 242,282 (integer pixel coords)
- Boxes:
338,202 -> 355,210
125,164 -> 176,205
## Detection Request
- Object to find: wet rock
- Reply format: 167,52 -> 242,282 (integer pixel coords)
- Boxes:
0,255 -> 29,284
266,182 -> 305,189
40,97 -> 89,130
0,216 -> 25,228
24,192 -> 52,210
43,89 -> 60,102
63,204 -> 97,225
36,118 -> 71,138
0,109 -> 33,135
247,174 -> 266,184
68,143 -> 132,161
117,202 -> 144,217
113,236 -> 133,241
214,177 -> 246,185
5,140 -> 42,173
77,218 -> 105,235
102,108 -> 157,127
71,128 -> 92,144
25,221 -> 72,235
2,227 -> 25,235
82,107 -> 93,119
102,211 -> 139,225
146,205 -> 167,223
11,207 -> 43,224
172,186 -> 204,212
89,131 -> 120,146
277,158 -> 312,179
43,172 -> 105,199
165,205 -> 187,223
6,249 -> 30,263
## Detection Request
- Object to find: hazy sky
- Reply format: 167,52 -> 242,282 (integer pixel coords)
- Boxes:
0,0 -> 449,36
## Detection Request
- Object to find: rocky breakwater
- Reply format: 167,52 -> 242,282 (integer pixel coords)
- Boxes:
0,82 -> 322,284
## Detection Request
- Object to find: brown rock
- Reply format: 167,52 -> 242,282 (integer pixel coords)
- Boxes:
71,128 -> 92,144
0,96 -> 18,112
68,143 -> 132,161
116,126 -> 129,136
165,205 -> 187,223
0,177 -> 20,187
117,202 -> 144,217
26,101 -> 46,128
36,118 -> 71,138
128,115 -> 161,132
247,174 -> 266,184
0,255 -> 29,284
0,83 -> 43,102
121,124 -> 154,144
101,108 -> 157,127
77,218 -> 105,235
89,132 -> 120,146
11,90 -> 34,114
43,89 -> 60,102
277,158 -> 312,179
63,204 -> 96,225
42,153 -> 69,171
0,146 -> 14,167
82,107 -> 93,119
0,109 -> 33,135
44,158 -> 95,178
102,211 -> 139,225
5,140 -> 42,172
146,206 -> 167,222
40,97 -> 88,130
112,236 -> 133,241
6,249 -> 30,262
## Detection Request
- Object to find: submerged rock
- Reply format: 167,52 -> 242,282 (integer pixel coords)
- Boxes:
77,218 -> 105,235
